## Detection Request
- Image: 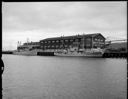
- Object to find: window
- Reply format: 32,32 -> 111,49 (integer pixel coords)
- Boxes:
65,40 -> 68,42
93,46 -> 97,48
75,39 -> 78,42
100,44 -> 104,47
86,44 -> 91,47
98,39 -> 100,41
100,39 -> 103,42
70,39 -> 73,42
65,45 -> 67,47
86,38 -> 91,42
95,38 -> 97,41
78,39 -> 81,42
60,45 -> 63,47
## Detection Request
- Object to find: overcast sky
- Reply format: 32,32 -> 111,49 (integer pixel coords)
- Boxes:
2,2 -> 127,50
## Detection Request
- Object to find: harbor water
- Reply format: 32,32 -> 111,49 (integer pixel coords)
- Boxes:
2,55 -> 127,99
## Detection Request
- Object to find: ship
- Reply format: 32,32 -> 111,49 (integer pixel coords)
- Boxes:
13,33 -> 106,57
13,40 -> 42,56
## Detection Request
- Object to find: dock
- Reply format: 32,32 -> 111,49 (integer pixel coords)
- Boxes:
2,51 -> 13,54
2,51 -> 127,58
102,52 -> 127,58
37,52 -> 54,56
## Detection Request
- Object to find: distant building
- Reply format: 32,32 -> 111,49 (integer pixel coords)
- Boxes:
39,33 -> 105,51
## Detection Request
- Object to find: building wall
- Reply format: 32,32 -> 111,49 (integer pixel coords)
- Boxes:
40,34 -> 105,50
93,35 -> 105,48
40,39 -> 74,50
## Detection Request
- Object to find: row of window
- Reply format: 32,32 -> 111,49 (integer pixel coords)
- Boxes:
93,44 -> 104,47
42,45 -> 70,48
40,38 -> 90,44
94,38 -> 104,42
41,39 -> 75,43
41,45 -> 97,48
24,39 -> 104,45
41,42 -> 92,47
41,40 -> 94,44
41,38 -> 104,44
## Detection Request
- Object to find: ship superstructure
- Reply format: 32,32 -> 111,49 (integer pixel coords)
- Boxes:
39,33 -> 106,57
13,41 -> 41,55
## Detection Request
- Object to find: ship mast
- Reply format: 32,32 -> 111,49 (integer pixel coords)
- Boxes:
27,38 -> 29,45
17,41 -> 21,47
20,41 -> 21,46
17,41 -> 19,47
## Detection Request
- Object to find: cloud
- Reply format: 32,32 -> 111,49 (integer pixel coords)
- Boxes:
2,2 -> 127,50
2,2 -> 126,32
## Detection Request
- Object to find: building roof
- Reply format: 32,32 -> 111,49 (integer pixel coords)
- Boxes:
40,33 -> 105,42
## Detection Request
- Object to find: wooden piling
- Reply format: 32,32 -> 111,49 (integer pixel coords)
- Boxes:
103,53 -> 127,58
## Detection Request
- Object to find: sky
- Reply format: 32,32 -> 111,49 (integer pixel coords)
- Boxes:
2,2 -> 127,50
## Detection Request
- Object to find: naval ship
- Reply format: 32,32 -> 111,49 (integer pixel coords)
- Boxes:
13,33 -> 106,57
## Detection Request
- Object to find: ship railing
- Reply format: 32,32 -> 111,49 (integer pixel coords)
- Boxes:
79,49 -> 85,51
91,48 -> 104,54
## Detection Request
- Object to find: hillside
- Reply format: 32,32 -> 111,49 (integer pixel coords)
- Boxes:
105,42 -> 127,53
107,42 -> 127,49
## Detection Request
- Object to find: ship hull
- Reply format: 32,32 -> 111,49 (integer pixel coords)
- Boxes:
54,52 -> 103,57
13,49 -> 104,58
13,50 -> 39,56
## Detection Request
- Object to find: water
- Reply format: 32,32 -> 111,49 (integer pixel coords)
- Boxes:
2,55 -> 127,99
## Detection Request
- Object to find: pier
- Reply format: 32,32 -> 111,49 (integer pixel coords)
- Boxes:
103,52 -> 127,58
2,51 -> 127,58
2,51 -> 13,54
37,52 -> 54,56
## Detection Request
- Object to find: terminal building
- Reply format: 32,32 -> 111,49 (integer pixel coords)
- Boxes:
39,33 -> 106,51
